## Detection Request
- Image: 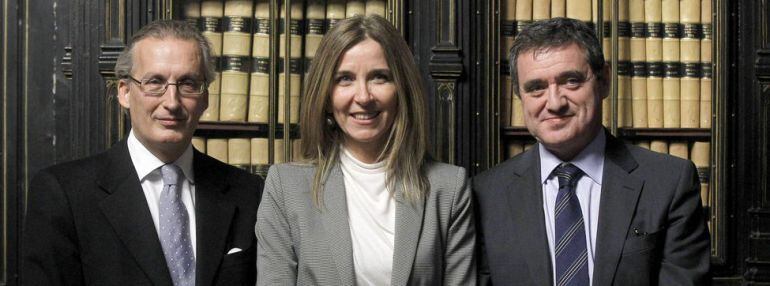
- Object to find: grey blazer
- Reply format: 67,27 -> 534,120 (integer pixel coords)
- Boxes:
256,160 -> 476,285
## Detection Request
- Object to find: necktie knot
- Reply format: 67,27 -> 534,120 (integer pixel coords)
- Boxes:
161,164 -> 183,187
554,163 -> 584,190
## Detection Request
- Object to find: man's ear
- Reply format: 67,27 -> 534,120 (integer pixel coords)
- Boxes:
117,79 -> 131,109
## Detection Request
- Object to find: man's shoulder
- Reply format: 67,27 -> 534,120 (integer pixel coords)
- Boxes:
623,142 -> 693,169
195,151 -> 264,185
37,144 -> 119,182
474,147 -> 536,184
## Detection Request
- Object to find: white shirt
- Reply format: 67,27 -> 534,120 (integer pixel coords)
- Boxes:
127,130 -> 197,257
539,131 -> 605,286
340,148 -> 396,286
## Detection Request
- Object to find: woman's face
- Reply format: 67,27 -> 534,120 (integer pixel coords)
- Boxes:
331,38 -> 398,161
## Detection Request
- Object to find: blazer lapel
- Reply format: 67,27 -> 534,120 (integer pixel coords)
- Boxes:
319,165 -> 357,285
391,181 -> 426,286
193,151 -> 236,286
506,147 -> 553,286
96,141 -> 173,286
592,133 -> 644,286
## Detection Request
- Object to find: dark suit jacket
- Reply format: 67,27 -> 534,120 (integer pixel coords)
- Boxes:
21,140 -> 263,286
473,133 -> 710,286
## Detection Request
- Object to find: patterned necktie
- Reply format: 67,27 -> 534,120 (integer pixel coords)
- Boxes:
553,163 -> 589,286
159,164 -> 196,286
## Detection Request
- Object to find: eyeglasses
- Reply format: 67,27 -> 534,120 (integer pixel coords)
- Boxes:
125,76 -> 206,97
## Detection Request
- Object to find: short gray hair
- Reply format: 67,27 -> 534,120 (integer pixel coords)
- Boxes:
509,17 -> 606,96
115,20 -> 216,85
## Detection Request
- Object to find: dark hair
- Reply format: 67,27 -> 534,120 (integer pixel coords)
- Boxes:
115,20 -> 216,84
509,17 -> 606,96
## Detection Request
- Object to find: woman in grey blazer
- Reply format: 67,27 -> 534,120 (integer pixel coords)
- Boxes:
256,15 -> 476,286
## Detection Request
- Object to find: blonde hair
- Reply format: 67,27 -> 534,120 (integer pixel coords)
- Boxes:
300,15 -> 430,208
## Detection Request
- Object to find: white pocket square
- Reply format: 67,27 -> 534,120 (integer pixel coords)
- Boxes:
226,248 -> 242,255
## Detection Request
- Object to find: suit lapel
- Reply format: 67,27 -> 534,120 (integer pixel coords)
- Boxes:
319,165 -> 357,285
593,134 -> 644,286
391,180 -> 426,286
505,147 -> 553,286
96,142 -> 173,286
193,151 -> 236,286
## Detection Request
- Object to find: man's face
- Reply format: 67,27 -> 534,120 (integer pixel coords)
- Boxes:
117,37 -> 208,158
516,43 -> 607,160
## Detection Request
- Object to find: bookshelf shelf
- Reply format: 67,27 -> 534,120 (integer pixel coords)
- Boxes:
617,128 -> 711,140
195,122 -> 299,138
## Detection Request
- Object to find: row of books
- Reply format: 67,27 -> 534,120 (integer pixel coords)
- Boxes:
192,137 -> 301,177
184,0 -> 387,123
501,0 -> 713,129
505,139 -> 711,208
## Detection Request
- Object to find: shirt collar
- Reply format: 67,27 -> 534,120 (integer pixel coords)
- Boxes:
127,129 -> 195,183
538,130 -> 606,185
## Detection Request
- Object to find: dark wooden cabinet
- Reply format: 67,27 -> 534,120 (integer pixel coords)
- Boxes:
1,0 -> 768,284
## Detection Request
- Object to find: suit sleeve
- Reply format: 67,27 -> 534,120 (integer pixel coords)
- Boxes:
471,177 -> 493,286
21,170 -> 85,286
444,168 -> 477,286
658,161 -> 711,285
256,167 -> 298,285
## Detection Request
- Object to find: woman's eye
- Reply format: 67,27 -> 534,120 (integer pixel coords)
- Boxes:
371,74 -> 390,84
335,75 -> 353,85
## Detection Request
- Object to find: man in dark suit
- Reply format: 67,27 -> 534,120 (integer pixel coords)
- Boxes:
474,18 -> 710,285
21,20 -> 262,285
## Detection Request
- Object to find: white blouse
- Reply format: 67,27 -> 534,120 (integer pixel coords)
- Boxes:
340,148 -> 396,286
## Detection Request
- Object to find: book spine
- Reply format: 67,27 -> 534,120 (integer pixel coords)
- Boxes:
366,0 -> 387,16
346,0 -> 366,17
327,0 -> 347,31
532,0 -> 550,21
680,0 -> 701,128
249,2 -> 270,123
691,141 -> 710,207
662,0 -> 681,128
228,138 -> 251,170
207,138 -> 229,163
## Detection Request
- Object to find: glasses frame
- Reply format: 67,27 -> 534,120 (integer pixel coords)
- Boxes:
124,75 -> 207,97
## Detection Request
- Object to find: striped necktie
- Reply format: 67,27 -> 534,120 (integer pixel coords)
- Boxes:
553,163 -> 589,286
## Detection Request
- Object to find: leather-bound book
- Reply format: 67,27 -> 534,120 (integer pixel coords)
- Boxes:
306,1 -> 326,72
184,2 -> 200,27
279,2 -> 304,124
192,137 -> 206,153
680,0 -> 701,128
635,140 -> 651,150
700,0 -> 713,128
366,0 -> 386,16
219,56 -> 250,122
551,0 -> 565,18
249,0 -> 269,123
201,1 -> 224,56
250,138 -> 269,178
650,139 -> 668,154
228,138 -> 251,170
327,0 -> 347,31
516,0 -> 533,30
645,0 -> 663,127
532,0 -> 550,21
219,1 -> 253,122
201,63 -> 222,122
630,0 -> 648,127
566,0 -> 591,22
662,0 -> 681,128
207,138 -> 229,163
691,141 -> 710,207
668,141 -> 689,159
507,141 -> 525,159
346,0 -> 366,17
